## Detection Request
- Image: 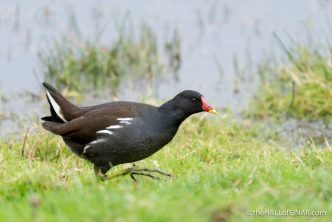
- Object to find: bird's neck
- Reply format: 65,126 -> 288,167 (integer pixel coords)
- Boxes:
159,99 -> 190,124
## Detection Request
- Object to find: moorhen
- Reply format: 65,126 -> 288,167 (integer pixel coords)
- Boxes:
41,82 -> 216,181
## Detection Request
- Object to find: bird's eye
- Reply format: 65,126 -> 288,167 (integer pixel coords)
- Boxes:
192,98 -> 197,101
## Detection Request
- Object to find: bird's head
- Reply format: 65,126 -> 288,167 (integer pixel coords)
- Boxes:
160,90 -> 217,118
175,90 -> 217,115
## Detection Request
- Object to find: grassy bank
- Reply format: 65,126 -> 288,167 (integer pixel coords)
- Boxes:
0,117 -> 331,222
249,37 -> 332,121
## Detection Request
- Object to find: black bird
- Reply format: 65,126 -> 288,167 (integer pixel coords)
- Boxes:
41,82 -> 216,181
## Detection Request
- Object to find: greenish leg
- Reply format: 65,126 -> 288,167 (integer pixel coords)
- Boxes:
94,165 -> 107,181
106,167 -> 172,182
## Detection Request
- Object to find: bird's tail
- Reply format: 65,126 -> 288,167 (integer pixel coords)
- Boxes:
41,82 -> 82,123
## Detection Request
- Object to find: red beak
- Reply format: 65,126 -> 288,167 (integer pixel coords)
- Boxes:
201,96 -> 217,114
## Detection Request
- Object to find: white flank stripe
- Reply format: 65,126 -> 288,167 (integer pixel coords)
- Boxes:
97,130 -> 112,135
117,118 -> 133,121
107,125 -> 123,129
119,120 -> 131,125
46,90 -> 67,122
83,139 -> 106,154
117,118 -> 133,125
90,138 -> 106,144
83,145 -> 90,153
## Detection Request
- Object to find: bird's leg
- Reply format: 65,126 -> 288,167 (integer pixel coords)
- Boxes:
94,165 -> 107,181
106,167 -> 172,181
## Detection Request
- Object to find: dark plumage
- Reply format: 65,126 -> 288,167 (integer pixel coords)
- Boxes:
41,82 -> 216,180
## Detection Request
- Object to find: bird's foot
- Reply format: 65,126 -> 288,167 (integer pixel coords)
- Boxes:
107,167 -> 172,182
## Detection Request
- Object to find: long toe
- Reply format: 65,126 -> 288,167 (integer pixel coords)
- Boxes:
133,168 -> 172,177
130,172 -> 160,180
106,168 -> 172,181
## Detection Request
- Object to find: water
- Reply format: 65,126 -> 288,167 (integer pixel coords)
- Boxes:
1,0 -> 332,135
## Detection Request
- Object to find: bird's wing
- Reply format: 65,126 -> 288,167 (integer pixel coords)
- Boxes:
44,102 -> 154,144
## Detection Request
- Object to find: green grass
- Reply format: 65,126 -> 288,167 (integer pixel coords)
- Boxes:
1,117 -> 331,222
40,25 -> 181,96
249,37 -> 332,121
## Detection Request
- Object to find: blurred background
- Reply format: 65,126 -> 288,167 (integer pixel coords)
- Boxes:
1,0 -> 332,135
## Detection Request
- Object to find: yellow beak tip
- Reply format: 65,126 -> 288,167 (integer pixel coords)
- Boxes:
208,109 -> 217,114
